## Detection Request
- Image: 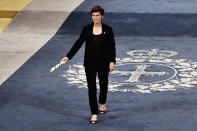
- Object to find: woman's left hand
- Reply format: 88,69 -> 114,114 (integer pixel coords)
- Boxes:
109,62 -> 115,72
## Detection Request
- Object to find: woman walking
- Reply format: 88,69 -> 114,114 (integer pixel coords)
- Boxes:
60,5 -> 116,124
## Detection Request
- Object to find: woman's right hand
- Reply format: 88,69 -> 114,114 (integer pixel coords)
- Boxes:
60,57 -> 69,64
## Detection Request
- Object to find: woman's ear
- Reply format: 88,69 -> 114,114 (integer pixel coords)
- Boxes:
102,15 -> 104,19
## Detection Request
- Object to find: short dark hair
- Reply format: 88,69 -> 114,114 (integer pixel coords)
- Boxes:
91,5 -> 104,16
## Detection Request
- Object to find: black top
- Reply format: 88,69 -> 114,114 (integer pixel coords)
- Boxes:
92,34 -> 103,67
92,34 -> 102,57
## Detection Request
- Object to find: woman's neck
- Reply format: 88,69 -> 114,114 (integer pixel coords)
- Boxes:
94,22 -> 102,27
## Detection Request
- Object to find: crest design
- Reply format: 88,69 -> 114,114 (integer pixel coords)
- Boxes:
60,49 -> 197,93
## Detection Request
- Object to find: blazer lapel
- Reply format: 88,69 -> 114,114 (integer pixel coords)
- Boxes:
102,22 -> 106,35
90,22 -> 94,34
87,22 -> 94,42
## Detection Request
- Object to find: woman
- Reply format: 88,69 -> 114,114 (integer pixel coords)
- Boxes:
60,5 -> 116,124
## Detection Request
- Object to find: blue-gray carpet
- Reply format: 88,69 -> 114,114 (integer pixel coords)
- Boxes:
1,0 -> 197,130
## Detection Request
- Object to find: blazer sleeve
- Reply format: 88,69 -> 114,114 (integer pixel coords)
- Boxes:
109,28 -> 116,64
65,26 -> 86,60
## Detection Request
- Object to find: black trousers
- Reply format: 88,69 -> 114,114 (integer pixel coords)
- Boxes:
85,65 -> 110,115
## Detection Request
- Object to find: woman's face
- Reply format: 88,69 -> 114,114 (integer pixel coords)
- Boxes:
92,12 -> 103,24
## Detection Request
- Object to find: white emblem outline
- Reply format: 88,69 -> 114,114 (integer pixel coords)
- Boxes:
60,49 -> 197,93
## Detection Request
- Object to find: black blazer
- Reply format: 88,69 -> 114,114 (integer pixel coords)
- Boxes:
66,22 -> 116,67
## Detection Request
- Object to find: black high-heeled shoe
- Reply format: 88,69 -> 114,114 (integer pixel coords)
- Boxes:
90,119 -> 97,124
90,115 -> 98,124
99,110 -> 106,114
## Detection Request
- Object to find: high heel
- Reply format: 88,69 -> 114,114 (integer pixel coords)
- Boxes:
90,119 -> 97,124
99,104 -> 107,114
90,115 -> 98,124
99,110 -> 106,114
